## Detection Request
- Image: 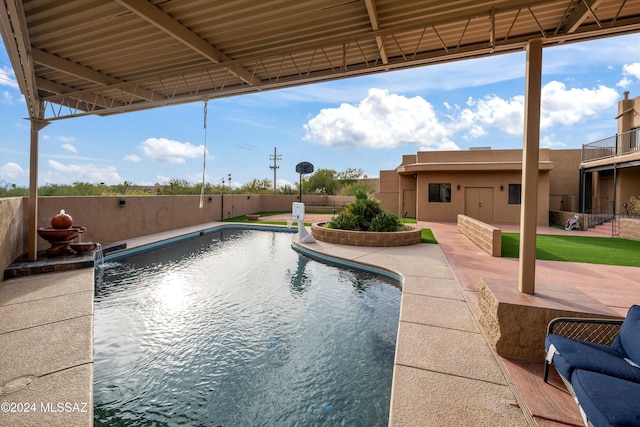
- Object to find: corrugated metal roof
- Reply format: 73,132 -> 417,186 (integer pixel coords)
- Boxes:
2,0 -> 639,120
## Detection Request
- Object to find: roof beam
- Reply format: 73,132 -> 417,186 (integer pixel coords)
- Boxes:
36,78 -> 123,111
31,48 -> 163,102
115,0 -> 260,86
364,0 -> 388,65
0,0 -> 42,118
560,0 -> 604,33
32,48 -> 114,86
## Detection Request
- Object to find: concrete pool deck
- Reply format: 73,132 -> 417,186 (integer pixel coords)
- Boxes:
291,232 -> 532,426
0,268 -> 94,427
3,217 -> 636,425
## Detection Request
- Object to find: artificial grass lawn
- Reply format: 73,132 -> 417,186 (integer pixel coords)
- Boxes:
502,232 -> 640,267
421,228 -> 437,244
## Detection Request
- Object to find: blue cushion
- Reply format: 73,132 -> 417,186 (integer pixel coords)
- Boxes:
546,334 -> 640,383
571,369 -> 640,427
613,305 -> 640,366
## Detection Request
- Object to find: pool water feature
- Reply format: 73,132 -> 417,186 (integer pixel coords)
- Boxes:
94,228 -> 401,426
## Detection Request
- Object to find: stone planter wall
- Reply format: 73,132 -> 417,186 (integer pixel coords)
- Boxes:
478,277 -> 622,361
311,223 -> 421,247
457,214 -> 502,257
620,217 -> 640,241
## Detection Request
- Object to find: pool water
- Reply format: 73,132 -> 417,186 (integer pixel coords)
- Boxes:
94,228 -> 401,426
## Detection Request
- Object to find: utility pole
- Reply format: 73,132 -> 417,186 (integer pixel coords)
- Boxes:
269,147 -> 282,193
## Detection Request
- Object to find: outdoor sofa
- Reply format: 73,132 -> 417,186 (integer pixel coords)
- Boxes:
544,304 -> 640,427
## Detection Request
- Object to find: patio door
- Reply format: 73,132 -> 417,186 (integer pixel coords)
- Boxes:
402,189 -> 416,218
465,187 -> 494,222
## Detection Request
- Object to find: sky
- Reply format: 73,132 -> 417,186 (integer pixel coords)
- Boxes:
2,33 -> 640,190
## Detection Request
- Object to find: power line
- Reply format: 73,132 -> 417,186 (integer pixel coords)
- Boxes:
0,68 -> 18,86
269,147 -> 282,194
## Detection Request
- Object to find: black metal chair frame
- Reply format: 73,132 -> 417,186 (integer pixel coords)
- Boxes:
543,316 -> 624,383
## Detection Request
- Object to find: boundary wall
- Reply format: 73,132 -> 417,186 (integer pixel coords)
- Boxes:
0,194 -> 353,275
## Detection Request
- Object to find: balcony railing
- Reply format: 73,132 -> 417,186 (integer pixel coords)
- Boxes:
582,128 -> 640,162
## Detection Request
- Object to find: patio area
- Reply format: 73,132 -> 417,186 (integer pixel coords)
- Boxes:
1,216 -> 638,425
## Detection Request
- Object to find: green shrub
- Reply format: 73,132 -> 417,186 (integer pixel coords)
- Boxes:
326,193 -> 402,232
370,212 -> 402,232
327,213 -> 360,230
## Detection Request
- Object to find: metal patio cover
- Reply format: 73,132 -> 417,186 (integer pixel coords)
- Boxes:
2,0 -> 640,122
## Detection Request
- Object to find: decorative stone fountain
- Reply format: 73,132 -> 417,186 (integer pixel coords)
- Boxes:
37,210 -> 97,256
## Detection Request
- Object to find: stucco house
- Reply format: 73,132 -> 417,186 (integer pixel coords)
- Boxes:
376,93 -> 640,227
580,91 -> 640,221
376,148 -> 581,225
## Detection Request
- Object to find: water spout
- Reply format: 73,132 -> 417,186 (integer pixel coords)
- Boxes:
94,243 -> 104,269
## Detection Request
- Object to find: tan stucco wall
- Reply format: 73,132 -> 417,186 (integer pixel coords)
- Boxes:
618,93 -> 639,134
581,93 -> 640,214
380,148 -> 557,224
548,149 -> 581,211
619,167 -> 640,214
592,170 -> 615,211
375,170 -> 400,215
0,194 -> 353,276
411,170 -> 549,224
257,194 -> 353,212
0,197 -> 27,276
37,195 -> 241,247
405,147 -> 552,167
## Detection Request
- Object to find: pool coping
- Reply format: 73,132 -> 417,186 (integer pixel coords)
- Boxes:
290,233 -> 534,426
0,222 -> 534,426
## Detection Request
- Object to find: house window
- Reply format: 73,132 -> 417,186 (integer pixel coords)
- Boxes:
428,183 -> 451,203
508,184 -> 521,204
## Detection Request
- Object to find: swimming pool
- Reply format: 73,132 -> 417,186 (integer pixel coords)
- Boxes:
94,228 -> 401,426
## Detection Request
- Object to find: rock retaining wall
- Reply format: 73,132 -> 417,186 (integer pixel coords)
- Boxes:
311,223 -> 421,247
620,217 -> 640,241
457,214 -> 502,256
478,277 -> 622,361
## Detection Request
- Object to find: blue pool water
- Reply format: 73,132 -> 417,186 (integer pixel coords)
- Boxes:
94,228 -> 401,426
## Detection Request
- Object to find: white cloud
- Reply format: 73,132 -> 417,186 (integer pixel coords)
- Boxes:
186,172 -> 214,184
0,66 -> 18,89
617,77 -> 633,88
276,178 -> 294,189
58,136 -> 76,143
61,143 -> 78,153
42,159 -> 121,185
540,135 -> 566,148
0,162 -> 28,182
540,81 -> 618,128
457,81 -> 618,138
124,154 -> 142,162
586,131 -> 606,143
464,95 -> 525,135
2,90 -> 13,104
618,63 -> 640,87
303,88 -> 457,150
139,137 -> 207,164
156,175 -> 171,185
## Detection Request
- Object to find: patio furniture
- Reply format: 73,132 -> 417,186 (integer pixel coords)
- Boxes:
543,305 -> 640,427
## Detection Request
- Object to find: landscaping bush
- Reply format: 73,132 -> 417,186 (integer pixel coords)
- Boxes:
326,191 -> 402,232
370,212 -> 402,232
